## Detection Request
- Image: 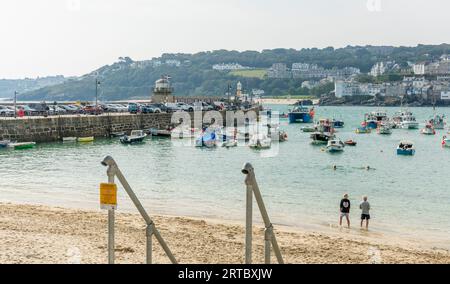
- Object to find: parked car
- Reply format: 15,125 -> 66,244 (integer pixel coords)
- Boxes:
148,103 -> 169,113
17,105 -> 39,116
128,103 -> 140,114
48,105 -> 67,115
0,105 -> 15,117
83,105 -> 103,115
165,103 -> 181,112
176,102 -> 194,112
28,103 -> 50,115
193,102 -> 214,111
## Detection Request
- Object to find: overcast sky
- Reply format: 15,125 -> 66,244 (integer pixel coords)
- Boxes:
1,0 -> 449,79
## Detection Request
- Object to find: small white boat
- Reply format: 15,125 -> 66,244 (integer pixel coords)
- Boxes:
222,139 -> 238,148
62,137 -> 77,142
421,123 -> 436,135
326,139 -> 345,153
401,115 -> 419,129
377,124 -> 392,135
249,133 -> 271,149
120,130 -> 147,144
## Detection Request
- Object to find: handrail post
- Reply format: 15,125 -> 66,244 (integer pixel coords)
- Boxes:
101,156 -> 178,264
146,223 -> 154,264
245,184 -> 253,264
264,225 -> 273,264
106,164 -> 115,264
242,162 -> 284,264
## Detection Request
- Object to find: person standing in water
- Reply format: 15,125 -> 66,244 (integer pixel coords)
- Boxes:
339,194 -> 351,228
360,196 -> 371,230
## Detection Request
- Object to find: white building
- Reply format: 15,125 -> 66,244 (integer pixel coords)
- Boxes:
335,81 -> 361,97
212,63 -> 249,71
268,63 -> 291,79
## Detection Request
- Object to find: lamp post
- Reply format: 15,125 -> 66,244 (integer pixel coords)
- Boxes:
14,91 -> 18,118
95,79 -> 101,115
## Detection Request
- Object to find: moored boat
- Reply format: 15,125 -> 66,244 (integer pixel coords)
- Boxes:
442,136 -> 450,148
344,140 -> 357,146
429,114 -> 445,130
249,133 -> 272,149
332,119 -> 345,128
77,137 -> 94,143
288,106 -> 315,124
301,126 -> 316,133
326,139 -> 345,153
310,119 -> 335,144
0,140 -> 10,148
421,123 -> 436,135
62,137 -> 77,142
120,130 -> 147,144
397,141 -> 415,156
377,123 -> 392,135
9,142 -> 36,150
355,126 -> 371,134
195,131 -> 217,148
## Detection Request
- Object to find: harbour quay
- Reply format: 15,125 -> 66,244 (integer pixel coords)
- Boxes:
0,108 -> 260,143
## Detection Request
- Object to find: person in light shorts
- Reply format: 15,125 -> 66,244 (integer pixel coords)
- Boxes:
339,193 -> 351,228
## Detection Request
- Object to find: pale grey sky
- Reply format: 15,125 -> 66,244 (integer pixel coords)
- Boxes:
0,0 -> 449,78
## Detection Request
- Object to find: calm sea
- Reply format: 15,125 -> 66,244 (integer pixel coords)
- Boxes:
1,105 -> 449,248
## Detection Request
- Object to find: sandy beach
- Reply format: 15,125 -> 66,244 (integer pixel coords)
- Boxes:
0,202 -> 449,264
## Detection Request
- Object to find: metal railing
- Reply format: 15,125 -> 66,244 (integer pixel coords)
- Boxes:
101,156 -> 177,264
242,163 -> 284,264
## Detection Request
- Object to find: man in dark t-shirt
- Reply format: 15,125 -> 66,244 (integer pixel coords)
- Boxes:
339,193 -> 351,228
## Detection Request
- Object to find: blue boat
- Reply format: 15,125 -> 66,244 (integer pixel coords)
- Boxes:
288,106 -> 314,124
397,141 -> 415,155
332,119 -> 345,128
195,131 -> 217,148
0,140 -> 10,148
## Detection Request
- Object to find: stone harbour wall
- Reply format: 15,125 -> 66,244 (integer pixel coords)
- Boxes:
0,108 -> 260,143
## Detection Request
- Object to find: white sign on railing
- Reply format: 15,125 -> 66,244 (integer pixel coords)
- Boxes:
441,92 -> 450,100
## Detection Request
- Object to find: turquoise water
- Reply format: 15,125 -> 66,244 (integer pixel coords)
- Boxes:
1,106 -> 449,248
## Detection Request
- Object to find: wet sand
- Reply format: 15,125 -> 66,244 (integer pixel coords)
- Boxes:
1,203 -> 449,264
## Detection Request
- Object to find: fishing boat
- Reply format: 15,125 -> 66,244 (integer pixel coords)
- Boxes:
421,123 -> 436,135
310,119 -> 335,144
301,126 -> 316,133
332,119 -> 345,128
429,114 -> 446,130
326,139 -> 345,153
278,131 -> 288,142
195,131 -> 217,148
120,130 -> 147,144
355,126 -> 371,134
62,137 -> 77,142
9,142 -> 36,150
377,123 -> 392,135
344,140 -> 357,146
77,137 -> 94,143
249,133 -> 272,149
397,141 -> 415,156
288,106 -> 315,124
149,128 -> 172,137
364,113 -> 379,129
366,111 -> 388,129
0,140 -> 10,148
401,115 -> 419,129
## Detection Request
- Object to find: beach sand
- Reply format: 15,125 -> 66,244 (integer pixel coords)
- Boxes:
1,202 -> 449,264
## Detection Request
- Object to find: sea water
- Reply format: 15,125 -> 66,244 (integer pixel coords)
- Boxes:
0,106 -> 449,248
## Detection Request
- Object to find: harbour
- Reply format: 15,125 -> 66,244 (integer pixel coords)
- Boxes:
1,105 -> 450,252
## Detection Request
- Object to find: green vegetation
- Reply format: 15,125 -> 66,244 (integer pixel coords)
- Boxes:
228,69 -> 267,79
18,44 -> 450,101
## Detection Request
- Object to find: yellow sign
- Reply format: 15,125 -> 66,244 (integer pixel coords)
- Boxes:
100,183 -> 117,210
